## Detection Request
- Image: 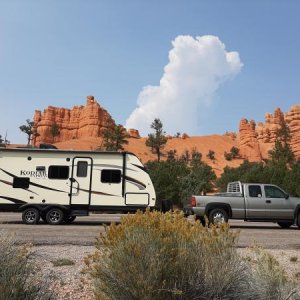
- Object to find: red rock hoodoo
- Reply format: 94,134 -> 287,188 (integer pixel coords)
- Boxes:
33,96 -> 116,145
238,106 -> 300,160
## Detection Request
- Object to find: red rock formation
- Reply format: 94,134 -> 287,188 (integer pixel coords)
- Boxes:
285,105 -> 300,157
33,96 -> 116,145
127,129 -> 140,139
238,106 -> 300,160
238,119 -> 262,161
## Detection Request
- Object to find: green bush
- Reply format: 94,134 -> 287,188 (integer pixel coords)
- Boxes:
0,231 -> 52,300
86,210 -> 299,300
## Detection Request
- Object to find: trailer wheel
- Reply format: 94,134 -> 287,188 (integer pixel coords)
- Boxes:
208,208 -> 228,226
64,216 -> 76,224
22,208 -> 40,225
46,208 -> 64,225
277,221 -> 293,229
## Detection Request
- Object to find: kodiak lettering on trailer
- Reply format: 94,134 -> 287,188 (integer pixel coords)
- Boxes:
20,170 -> 47,178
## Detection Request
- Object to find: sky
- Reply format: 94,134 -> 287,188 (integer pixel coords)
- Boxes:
0,0 -> 300,143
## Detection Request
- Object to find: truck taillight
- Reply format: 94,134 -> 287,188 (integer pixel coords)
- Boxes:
191,196 -> 196,207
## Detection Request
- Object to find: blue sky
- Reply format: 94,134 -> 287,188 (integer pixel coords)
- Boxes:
0,0 -> 299,143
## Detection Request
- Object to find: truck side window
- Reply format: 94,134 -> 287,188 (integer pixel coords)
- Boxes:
101,169 -> 121,183
265,186 -> 285,198
48,166 -> 69,179
248,185 -> 262,198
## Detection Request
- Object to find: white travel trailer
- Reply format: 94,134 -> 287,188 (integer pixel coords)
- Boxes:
0,148 -> 156,225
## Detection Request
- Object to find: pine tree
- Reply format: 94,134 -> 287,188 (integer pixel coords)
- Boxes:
19,119 -> 35,145
145,118 -> 167,161
50,122 -> 60,143
102,125 -> 129,151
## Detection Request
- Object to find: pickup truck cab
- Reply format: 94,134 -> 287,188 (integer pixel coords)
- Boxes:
189,181 -> 300,228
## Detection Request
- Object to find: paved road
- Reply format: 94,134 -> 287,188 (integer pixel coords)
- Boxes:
0,212 -> 299,249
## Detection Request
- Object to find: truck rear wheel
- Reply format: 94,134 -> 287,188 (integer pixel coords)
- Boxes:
22,208 -> 40,225
277,221 -> 293,229
46,208 -> 64,225
208,208 -> 228,225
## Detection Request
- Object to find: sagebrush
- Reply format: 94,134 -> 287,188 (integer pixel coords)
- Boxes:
85,210 -> 300,300
0,231 -> 53,300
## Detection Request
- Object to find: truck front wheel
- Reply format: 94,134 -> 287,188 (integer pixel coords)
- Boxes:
277,221 -> 293,229
208,208 -> 228,226
297,212 -> 300,229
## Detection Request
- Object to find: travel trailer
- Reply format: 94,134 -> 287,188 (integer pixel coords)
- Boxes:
0,148 -> 156,225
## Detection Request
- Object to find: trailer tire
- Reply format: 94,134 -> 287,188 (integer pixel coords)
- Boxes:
277,221 -> 293,229
22,208 -> 40,225
46,208 -> 64,225
208,208 -> 228,226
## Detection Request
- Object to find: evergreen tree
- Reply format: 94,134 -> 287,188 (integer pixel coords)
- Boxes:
50,122 -> 60,143
269,118 -> 295,166
102,125 -> 129,151
19,119 -> 35,145
0,135 -> 3,144
207,150 -> 215,160
145,118 -> 167,161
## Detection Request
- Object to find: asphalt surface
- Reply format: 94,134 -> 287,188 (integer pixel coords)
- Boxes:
0,212 -> 299,249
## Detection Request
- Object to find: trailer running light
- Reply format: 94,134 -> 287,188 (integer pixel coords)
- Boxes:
191,196 -> 196,207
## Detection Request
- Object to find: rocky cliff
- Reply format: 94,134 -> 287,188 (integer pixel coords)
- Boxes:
33,97 -> 300,170
33,96 -> 140,145
238,106 -> 300,160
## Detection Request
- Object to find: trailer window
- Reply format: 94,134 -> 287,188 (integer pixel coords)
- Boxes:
248,185 -> 262,198
13,177 -> 30,189
77,161 -> 88,177
48,166 -> 69,179
101,169 -> 121,183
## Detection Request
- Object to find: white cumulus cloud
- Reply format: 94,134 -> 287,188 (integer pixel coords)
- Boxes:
125,35 -> 243,136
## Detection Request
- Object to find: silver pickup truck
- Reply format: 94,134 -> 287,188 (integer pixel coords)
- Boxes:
188,181 -> 300,228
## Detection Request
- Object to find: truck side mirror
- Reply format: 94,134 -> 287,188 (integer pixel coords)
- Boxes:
285,194 -> 289,199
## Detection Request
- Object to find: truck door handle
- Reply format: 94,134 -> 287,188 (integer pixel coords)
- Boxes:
266,200 -> 271,203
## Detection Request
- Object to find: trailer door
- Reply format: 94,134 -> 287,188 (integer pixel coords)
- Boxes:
69,157 -> 93,207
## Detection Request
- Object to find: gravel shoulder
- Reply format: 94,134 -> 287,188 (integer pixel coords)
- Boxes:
31,245 -> 300,300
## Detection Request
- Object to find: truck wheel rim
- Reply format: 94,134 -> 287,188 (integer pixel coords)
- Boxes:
25,211 -> 36,222
213,213 -> 225,224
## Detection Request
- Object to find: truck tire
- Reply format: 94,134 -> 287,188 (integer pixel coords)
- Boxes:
195,215 -> 206,226
208,208 -> 228,225
297,212 -> 300,229
22,208 -> 40,225
277,221 -> 293,229
46,208 -> 64,225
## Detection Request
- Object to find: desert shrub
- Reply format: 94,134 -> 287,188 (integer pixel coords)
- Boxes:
86,210 -> 268,300
250,247 -> 300,300
0,231 -> 52,300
